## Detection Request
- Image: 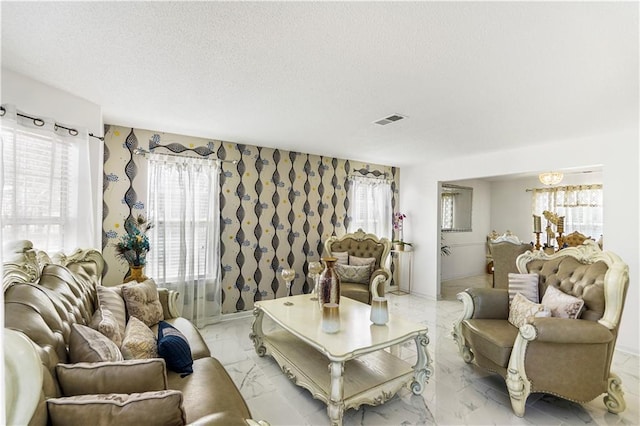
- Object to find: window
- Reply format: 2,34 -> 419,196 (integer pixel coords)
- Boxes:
441,192 -> 454,230
347,176 -> 392,239
532,185 -> 603,240
1,105 -> 93,252
146,154 -> 221,326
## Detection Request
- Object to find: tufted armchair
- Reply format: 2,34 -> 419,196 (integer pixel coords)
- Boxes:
452,240 -> 629,417
324,229 -> 391,304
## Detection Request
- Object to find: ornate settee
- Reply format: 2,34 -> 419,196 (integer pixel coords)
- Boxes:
452,240 -> 629,417
3,241 -> 267,426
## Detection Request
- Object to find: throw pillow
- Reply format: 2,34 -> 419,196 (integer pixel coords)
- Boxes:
157,321 -> 194,377
96,285 -> 127,337
508,293 -> 545,328
68,324 -> 123,363
56,359 -> 168,396
349,256 -> 376,275
541,285 -> 585,319
47,390 -> 185,426
335,264 -> 370,284
332,251 -> 349,265
121,316 -> 158,359
507,273 -> 539,304
121,279 -> 164,327
89,306 -> 122,347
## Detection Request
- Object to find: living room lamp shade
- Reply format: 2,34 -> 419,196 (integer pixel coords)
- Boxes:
538,171 -> 564,185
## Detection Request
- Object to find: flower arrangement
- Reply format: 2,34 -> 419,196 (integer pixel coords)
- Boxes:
392,212 -> 412,248
393,212 -> 406,232
114,214 -> 153,266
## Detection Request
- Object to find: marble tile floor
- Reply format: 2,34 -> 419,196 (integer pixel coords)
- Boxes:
201,286 -> 639,425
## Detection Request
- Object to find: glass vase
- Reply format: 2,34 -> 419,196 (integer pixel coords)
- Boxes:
318,257 -> 340,306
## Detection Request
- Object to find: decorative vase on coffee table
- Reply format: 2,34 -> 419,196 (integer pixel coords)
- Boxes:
318,257 -> 340,306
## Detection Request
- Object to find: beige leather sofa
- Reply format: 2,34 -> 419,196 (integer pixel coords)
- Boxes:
452,240 -> 629,417
3,241 -> 267,426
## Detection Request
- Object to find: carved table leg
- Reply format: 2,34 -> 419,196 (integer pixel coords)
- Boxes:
327,361 -> 345,426
410,331 -> 432,395
249,307 -> 266,357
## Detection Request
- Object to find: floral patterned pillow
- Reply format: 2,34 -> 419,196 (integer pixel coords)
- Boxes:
541,285 -> 585,319
508,293 -> 544,328
121,279 -> 164,327
120,316 -> 158,359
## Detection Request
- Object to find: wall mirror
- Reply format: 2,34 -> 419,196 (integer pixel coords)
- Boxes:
441,184 -> 473,232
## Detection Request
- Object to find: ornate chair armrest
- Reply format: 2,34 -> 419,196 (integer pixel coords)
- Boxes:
528,318 -> 614,344
464,287 -> 509,319
370,268 -> 390,298
452,287 -> 509,363
157,287 -> 181,318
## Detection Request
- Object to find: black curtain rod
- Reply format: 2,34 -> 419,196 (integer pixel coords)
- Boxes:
0,105 -> 104,141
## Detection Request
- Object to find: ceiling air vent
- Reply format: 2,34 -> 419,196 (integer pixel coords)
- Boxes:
373,114 -> 406,126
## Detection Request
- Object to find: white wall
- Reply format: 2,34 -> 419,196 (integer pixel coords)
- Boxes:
403,130 -> 639,355
440,179 -> 491,281
1,69 -> 104,248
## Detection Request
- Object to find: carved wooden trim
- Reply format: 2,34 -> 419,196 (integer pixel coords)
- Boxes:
4,329 -> 43,426
604,373 -> 626,414
506,324 -> 538,417
57,247 -> 105,276
451,291 -> 475,363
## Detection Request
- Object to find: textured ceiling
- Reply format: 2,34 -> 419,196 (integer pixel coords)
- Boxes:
2,2 -> 637,166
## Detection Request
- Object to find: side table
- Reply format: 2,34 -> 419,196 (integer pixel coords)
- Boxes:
390,249 -> 413,295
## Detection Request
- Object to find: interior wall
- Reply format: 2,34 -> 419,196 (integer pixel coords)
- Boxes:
1,69 -> 104,249
102,125 -> 400,314
402,129 -> 639,355
440,179 -> 491,281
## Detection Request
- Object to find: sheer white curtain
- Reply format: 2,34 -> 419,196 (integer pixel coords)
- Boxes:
147,154 -> 221,327
532,185 -> 603,240
1,104 -> 95,252
347,175 -> 392,239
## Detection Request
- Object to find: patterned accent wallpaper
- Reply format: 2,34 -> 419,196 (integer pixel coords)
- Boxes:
103,125 -> 400,314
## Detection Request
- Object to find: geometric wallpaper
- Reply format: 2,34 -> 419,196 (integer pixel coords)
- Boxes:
102,125 -> 400,315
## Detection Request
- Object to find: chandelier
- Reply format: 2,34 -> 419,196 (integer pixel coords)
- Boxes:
538,171 -> 564,186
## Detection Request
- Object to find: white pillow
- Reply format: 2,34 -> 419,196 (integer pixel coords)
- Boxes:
541,285 -> 585,319
508,273 -> 539,303
508,293 -> 545,328
331,251 -> 349,265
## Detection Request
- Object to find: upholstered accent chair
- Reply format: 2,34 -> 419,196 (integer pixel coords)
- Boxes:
324,229 -> 392,304
488,240 -> 532,289
452,240 -> 629,417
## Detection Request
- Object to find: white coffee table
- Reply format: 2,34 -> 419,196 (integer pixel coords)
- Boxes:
250,294 -> 432,426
